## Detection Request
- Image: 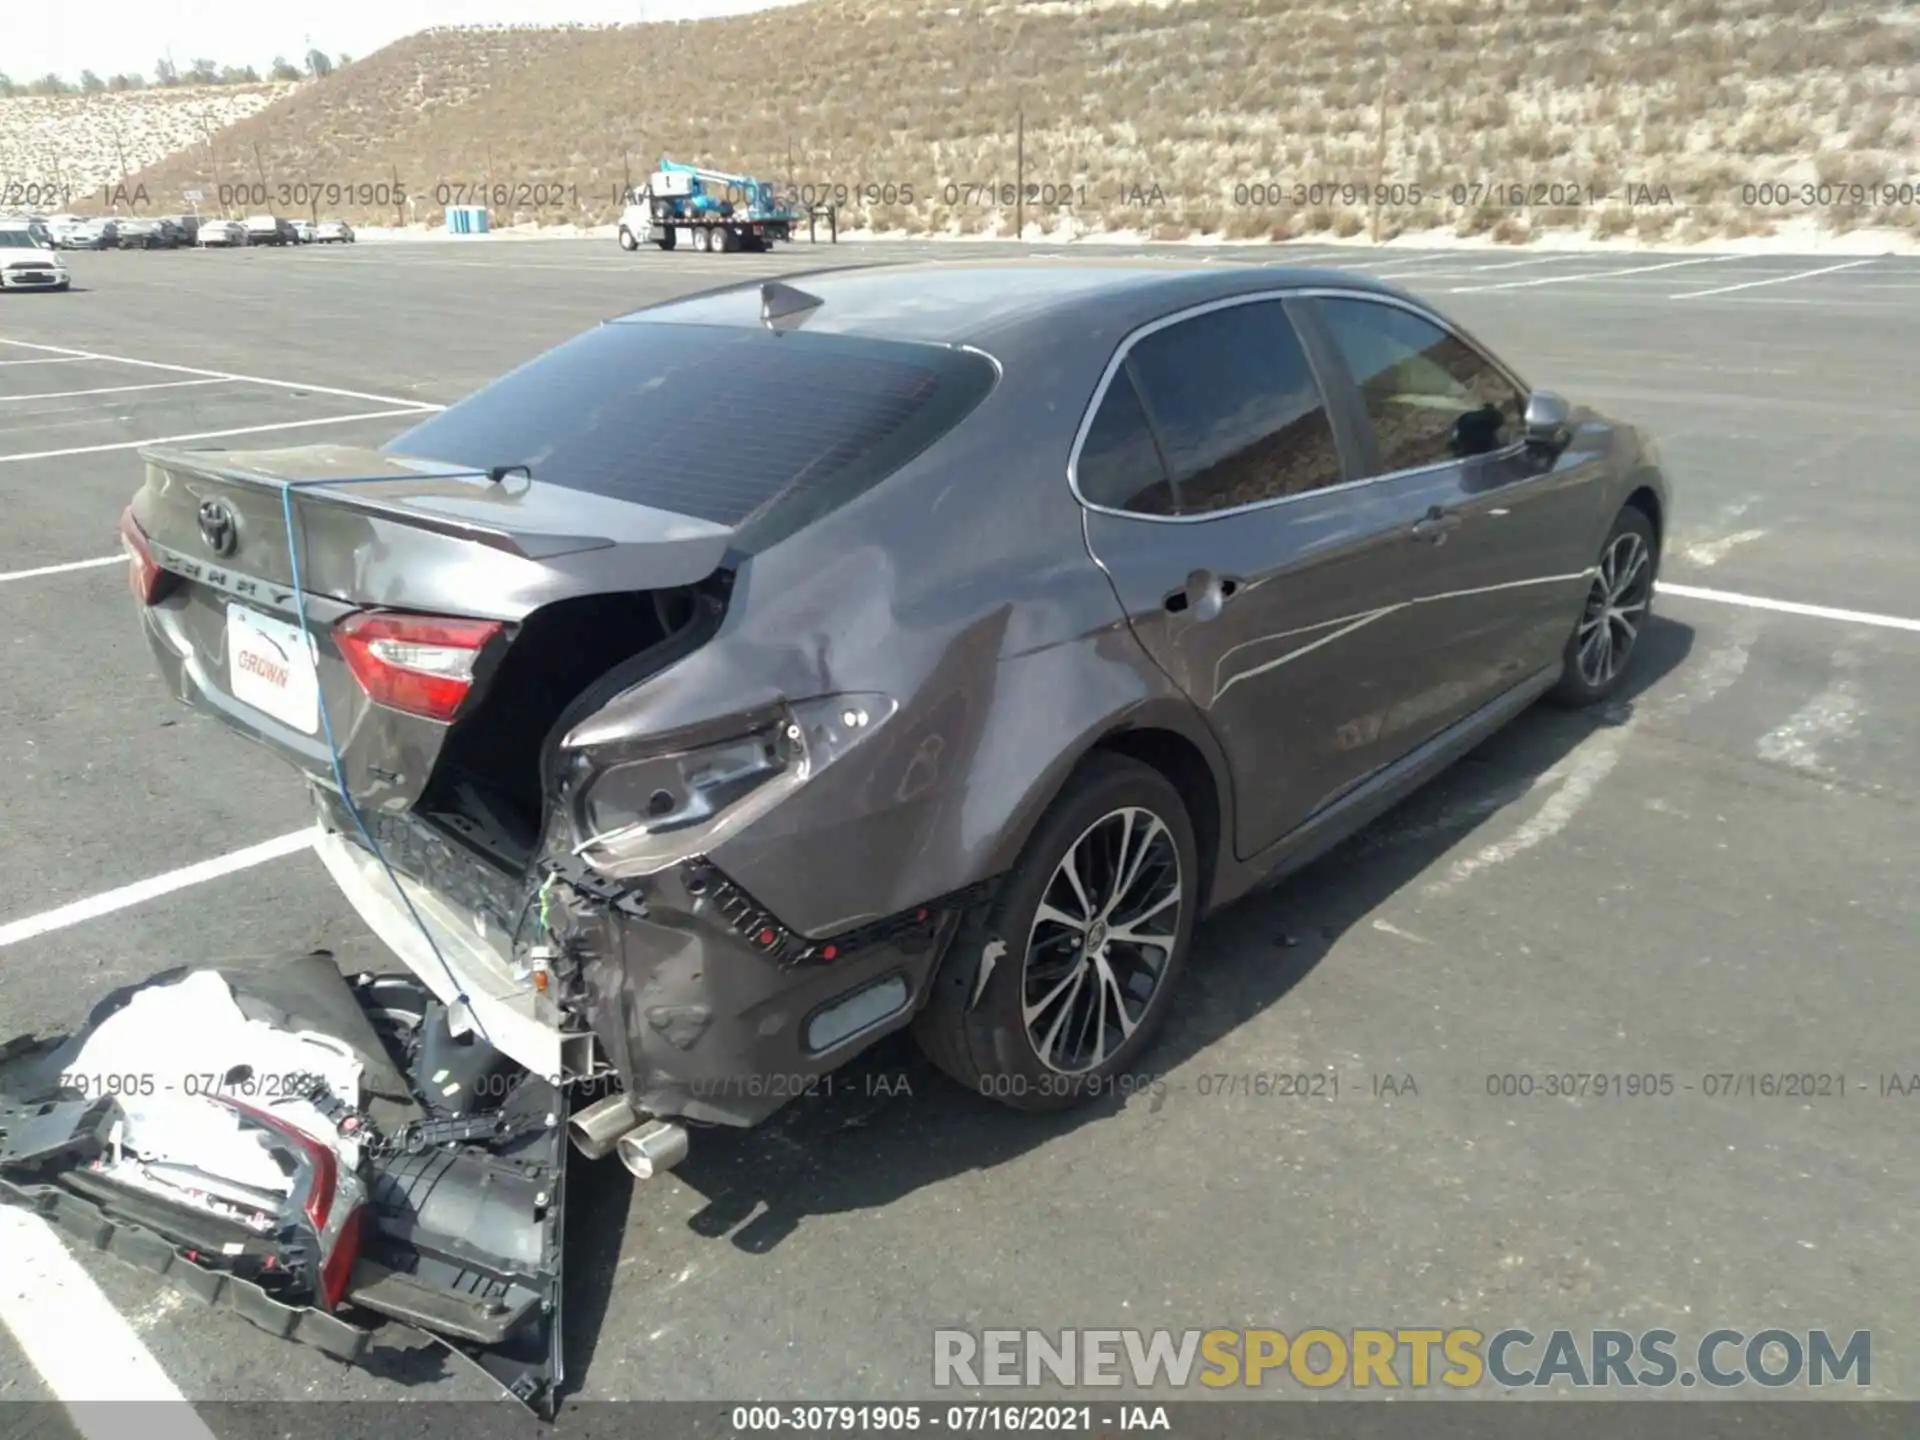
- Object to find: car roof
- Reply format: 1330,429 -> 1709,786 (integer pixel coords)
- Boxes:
611,257 -> 1420,349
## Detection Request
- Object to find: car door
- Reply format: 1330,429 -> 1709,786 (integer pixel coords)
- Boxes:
1075,294 -> 1447,862
1293,292 -> 1613,730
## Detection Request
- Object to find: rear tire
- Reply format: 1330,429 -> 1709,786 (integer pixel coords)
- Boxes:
913,754 -> 1199,1112
618,226 -> 638,251
1549,506 -> 1658,707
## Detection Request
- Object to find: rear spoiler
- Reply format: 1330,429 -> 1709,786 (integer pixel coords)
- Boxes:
139,443 -> 618,561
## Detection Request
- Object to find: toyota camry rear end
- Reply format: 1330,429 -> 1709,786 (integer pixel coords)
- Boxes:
120,292 -> 1014,1143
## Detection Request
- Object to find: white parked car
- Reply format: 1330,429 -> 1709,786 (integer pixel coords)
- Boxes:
314,219 -> 355,243
59,217 -> 118,249
197,220 -> 248,247
289,220 -> 316,243
0,222 -> 70,290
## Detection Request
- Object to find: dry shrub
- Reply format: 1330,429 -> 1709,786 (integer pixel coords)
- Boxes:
1455,206 -> 1497,238
1590,207 -> 1635,239
1635,209 -> 1679,241
1221,206 -> 1273,239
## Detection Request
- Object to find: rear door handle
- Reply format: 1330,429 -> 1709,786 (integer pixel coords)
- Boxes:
1410,506 -> 1462,543
1163,571 -> 1241,617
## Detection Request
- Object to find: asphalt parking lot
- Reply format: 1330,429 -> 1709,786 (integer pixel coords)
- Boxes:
1,236 -> 1916,1419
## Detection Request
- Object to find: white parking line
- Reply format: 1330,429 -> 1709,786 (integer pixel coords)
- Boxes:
1658,582 -> 1920,634
1670,258 -> 1877,300
0,554 -> 123,583
1259,249 -> 1355,267
0,830 -> 313,949
0,1210 -> 218,1430
1448,254 -> 1738,293
0,356 -> 88,367
1340,253 -> 1464,271
0,407 -> 437,464
1464,253 -> 1591,272
0,338 -> 446,411
1364,261 -> 1480,280
0,379 -> 228,403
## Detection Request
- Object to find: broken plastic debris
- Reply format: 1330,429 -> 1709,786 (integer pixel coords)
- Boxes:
38,970 -> 364,1201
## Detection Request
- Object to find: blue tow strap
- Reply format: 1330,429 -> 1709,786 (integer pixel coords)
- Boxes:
275,468 -> 498,1043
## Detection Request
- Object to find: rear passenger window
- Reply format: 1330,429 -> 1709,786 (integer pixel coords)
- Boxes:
1312,297 -> 1525,475
1075,370 -> 1177,515
1124,300 -> 1345,514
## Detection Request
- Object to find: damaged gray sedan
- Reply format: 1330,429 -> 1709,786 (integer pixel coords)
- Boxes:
5,260 -> 1668,1405
120,256 -> 1670,1139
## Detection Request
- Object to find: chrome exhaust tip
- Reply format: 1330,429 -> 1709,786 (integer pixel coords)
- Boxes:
568,1092 -> 641,1161
616,1119 -> 690,1180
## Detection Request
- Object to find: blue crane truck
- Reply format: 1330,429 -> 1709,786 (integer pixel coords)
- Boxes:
617,158 -> 797,254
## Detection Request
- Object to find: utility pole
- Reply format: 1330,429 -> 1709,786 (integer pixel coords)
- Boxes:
1015,106 -> 1024,240
1370,60 -> 1389,244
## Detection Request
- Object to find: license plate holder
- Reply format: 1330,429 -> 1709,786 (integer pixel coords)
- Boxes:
225,603 -> 320,735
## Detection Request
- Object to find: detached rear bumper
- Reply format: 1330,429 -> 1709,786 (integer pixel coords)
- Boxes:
4,1171 -> 374,1362
0,955 -> 569,1414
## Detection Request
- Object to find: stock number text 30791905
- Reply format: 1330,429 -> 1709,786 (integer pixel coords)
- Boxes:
58,1070 -> 324,1099
780,182 -> 917,208
216,182 -> 407,208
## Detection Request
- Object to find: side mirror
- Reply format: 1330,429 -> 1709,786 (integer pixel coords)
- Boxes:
1523,390 -> 1574,454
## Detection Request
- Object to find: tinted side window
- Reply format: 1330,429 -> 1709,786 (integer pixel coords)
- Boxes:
1124,300 -> 1344,514
1076,369 -> 1177,515
1313,298 -> 1525,474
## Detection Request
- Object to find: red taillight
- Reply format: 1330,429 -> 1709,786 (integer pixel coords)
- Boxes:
319,1207 -> 367,1312
118,506 -> 167,605
215,1098 -> 364,1311
334,611 -> 502,723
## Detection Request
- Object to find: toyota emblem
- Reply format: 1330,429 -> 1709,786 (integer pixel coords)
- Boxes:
197,498 -> 238,556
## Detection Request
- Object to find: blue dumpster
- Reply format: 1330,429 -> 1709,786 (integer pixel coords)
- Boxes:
445,205 -> 490,235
